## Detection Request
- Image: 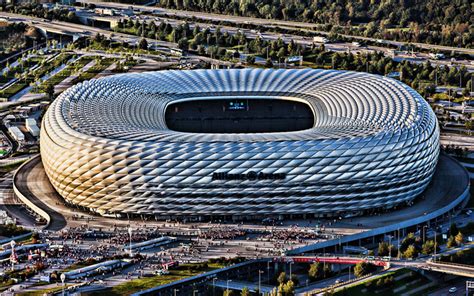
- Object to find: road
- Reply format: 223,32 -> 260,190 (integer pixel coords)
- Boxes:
0,11 -> 175,48
295,274 -> 351,295
78,6 -> 474,70
3,10 -> 473,72
0,11 -> 234,68
78,0 -> 474,56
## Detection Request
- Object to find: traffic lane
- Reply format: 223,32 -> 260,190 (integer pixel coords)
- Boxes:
295,273 -> 351,295
427,279 -> 467,296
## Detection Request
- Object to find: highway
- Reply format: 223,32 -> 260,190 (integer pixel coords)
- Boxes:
78,6 -> 474,70
0,11 -> 175,49
78,0 -> 474,56
0,11 -> 235,68
2,10 -> 473,71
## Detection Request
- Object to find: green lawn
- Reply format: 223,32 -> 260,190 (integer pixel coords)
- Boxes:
85,262 -> 224,296
333,269 -> 430,296
36,56 -> 94,93
0,81 -> 28,98
19,284 -> 74,296
71,58 -> 117,84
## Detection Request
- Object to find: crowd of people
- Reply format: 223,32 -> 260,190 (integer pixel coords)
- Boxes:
197,227 -> 247,240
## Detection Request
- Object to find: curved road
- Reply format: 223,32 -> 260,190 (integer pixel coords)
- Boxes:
13,156 -> 67,231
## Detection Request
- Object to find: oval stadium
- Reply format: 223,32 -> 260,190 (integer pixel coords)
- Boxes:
40,69 -> 440,220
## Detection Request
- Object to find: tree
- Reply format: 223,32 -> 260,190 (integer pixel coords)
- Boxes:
421,240 -> 437,255
45,83 -> 54,99
277,272 -> 287,285
447,236 -> 456,248
449,223 -> 459,237
308,262 -> 323,281
282,280 -> 295,295
455,232 -> 464,246
240,287 -> 250,296
378,242 -> 390,256
246,55 -> 256,65
290,274 -> 300,286
353,262 -> 375,278
223,290 -> 234,296
403,245 -> 418,259
138,38 -> 148,50
178,37 -> 189,50
277,47 -> 286,62
265,58 -> 273,68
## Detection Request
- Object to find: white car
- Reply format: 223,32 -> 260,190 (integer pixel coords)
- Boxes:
449,287 -> 457,293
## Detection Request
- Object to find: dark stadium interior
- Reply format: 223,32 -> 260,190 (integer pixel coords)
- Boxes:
165,98 -> 314,133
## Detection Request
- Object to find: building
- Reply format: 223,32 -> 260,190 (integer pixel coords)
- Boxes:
8,126 -> 24,142
25,118 -> 40,137
40,69 -> 440,220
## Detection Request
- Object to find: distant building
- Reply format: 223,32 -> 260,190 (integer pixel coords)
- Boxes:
59,0 -> 75,5
0,18 -> 9,32
8,126 -> 25,142
25,118 -> 40,137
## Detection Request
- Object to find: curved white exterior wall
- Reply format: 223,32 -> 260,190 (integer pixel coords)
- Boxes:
40,69 -> 439,218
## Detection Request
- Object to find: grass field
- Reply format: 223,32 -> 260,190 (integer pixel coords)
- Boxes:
333,269 -> 430,296
19,284 -> 74,296
36,56 -> 94,93
85,262 -> 224,296
71,58 -> 116,84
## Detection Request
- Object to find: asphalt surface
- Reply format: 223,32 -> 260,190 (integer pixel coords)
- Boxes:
78,0 -> 474,55
11,152 -> 469,237
13,156 -> 67,231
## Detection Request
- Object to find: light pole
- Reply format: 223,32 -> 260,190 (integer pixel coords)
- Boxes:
193,289 -> 198,296
212,278 -> 217,296
60,273 -> 66,296
397,228 -> 400,260
422,225 -> 428,244
258,270 -> 264,295
289,261 -> 294,279
388,235 -> 392,258
10,240 -> 16,271
433,230 -> 437,261
267,260 -> 270,284
128,226 -> 133,257
173,288 -> 179,296
226,279 -> 232,295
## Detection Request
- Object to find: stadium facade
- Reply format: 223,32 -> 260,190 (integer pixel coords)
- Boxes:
40,69 -> 439,220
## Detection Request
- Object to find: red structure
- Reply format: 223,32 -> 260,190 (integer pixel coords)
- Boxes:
274,256 -> 388,267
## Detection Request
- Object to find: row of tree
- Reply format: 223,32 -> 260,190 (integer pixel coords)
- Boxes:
115,18 -> 473,99
155,0 -> 472,47
3,3 -> 78,23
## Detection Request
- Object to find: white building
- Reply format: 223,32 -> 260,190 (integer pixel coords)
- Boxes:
8,126 -> 25,142
25,118 -> 40,137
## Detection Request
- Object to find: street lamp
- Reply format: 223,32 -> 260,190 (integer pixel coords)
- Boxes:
422,225 -> 428,244
128,226 -> 133,257
193,289 -> 198,296
10,240 -> 16,271
289,261 -> 294,279
267,261 -> 270,284
226,279 -> 232,295
397,228 -> 401,260
258,270 -> 264,295
388,235 -> 393,258
212,278 -> 217,296
173,288 -> 179,296
60,273 -> 66,296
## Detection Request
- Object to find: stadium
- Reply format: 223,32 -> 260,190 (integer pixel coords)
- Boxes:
40,69 -> 439,220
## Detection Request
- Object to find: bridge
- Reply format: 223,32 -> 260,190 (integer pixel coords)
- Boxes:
274,256 -> 389,267
423,260 -> 474,278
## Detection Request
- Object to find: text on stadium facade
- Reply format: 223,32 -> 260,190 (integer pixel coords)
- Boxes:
212,171 -> 286,181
